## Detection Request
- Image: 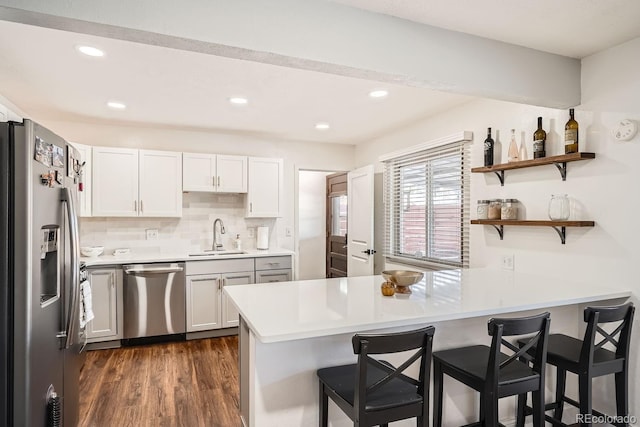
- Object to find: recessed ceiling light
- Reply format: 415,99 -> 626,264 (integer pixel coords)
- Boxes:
229,97 -> 248,105
369,89 -> 389,99
76,45 -> 105,57
315,122 -> 330,130
107,101 -> 126,110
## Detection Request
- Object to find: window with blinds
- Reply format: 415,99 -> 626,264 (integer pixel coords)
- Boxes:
383,139 -> 469,268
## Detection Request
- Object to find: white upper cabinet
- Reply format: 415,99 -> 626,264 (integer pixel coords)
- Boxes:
182,153 -> 247,193
246,157 -> 283,218
70,142 -> 92,217
217,154 -> 247,193
183,153 -> 216,192
92,147 -> 138,217
139,150 -> 182,217
92,147 -> 182,217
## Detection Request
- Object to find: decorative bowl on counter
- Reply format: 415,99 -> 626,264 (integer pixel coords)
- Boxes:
381,270 -> 424,296
80,246 -> 104,257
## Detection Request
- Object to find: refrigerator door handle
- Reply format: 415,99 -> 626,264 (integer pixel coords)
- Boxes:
62,187 -> 81,349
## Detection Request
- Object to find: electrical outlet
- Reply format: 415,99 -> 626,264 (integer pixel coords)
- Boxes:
146,228 -> 159,240
502,254 -> 514,270
285,226 -> 292,237
247,228 -> 255,238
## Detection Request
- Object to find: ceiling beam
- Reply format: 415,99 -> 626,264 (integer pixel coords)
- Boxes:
0,0 -> 580,108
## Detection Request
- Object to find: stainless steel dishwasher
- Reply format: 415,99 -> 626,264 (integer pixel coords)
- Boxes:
123,263 -> 186,339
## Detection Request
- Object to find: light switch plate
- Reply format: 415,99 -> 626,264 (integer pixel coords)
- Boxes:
502,254 -> 514,270
146,229 -> 159,240
247,228 -> 255,238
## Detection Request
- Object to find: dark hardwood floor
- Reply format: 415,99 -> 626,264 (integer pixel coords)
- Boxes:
79,336 -> 240,427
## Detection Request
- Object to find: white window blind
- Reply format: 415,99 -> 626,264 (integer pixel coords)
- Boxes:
383,139 -> 469,268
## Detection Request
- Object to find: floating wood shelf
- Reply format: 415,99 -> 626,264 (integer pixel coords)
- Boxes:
471,219 -> 595,244
471,152 -> 596,185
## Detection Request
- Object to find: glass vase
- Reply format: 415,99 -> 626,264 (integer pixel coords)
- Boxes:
548,194 -> 570,220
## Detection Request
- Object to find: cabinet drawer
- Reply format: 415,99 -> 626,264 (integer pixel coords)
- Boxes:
255,256 -> 291,271
256,269 -> 291,283
186,258 -> 254,275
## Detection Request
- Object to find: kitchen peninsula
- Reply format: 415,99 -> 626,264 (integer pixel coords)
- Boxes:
225,268 -> 631,427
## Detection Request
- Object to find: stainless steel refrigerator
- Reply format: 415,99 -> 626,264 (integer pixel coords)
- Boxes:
0,119 -> 85,426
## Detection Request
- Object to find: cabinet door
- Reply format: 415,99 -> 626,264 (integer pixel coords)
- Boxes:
92,147 -> 138,216
71,142 -> 92,217
246,157 -> 283,217
183,152 -> 216,192
139,150 -> 182,217
186,274 -> 221,332
217,155 -> 247,193
256,269 -> 292,284
221,271 -> 254,328
86,269 -> 118,341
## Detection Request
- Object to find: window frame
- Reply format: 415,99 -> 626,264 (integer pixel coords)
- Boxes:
380,132 -> 472,269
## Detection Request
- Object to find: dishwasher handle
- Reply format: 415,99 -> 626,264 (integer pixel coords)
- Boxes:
124,266 -> 184,275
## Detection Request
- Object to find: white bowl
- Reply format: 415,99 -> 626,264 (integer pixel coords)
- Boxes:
80,246 -> 104,257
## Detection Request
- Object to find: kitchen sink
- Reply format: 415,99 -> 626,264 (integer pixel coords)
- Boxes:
188,250 -> 248,257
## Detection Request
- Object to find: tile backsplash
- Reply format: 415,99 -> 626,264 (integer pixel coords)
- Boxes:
80,192 -> 277,255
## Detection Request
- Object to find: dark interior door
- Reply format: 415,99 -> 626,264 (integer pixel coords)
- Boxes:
326,173 -> 347,278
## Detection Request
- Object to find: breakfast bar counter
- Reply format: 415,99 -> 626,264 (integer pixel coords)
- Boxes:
224,268 -> 631,427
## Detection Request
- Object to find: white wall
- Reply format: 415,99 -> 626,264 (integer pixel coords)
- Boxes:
297,170 -> 332,280
355,37 -> 640,421
42,120 -> 356,255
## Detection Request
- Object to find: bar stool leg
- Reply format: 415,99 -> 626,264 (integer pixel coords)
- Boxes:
578,374 -> 592,426
319,382 -> 328,427
532,390 -> 545,427
554,368 -> 567,422
433,361 -> 444,427
515,393 -> 526,427
483,391 -> 498,427
614,370 -> 629,427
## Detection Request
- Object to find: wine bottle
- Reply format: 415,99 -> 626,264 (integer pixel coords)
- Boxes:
483,127 -> 494,166
507,129 -> 519,162
564,108 -> 579,154
533,116 -> 546,159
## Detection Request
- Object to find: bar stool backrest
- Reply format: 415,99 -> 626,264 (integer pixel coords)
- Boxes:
486,312 -> 551,392
351,326 -> 435,417
581,303 -> 635,368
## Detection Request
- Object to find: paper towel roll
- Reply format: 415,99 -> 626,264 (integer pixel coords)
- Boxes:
257,226 -> 269,250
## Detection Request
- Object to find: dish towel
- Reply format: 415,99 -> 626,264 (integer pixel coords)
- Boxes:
80,280 -> 95,328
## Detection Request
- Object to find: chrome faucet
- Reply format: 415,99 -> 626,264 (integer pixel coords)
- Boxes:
212,218 -> 226,251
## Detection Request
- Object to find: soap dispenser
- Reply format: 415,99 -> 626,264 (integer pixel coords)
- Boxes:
234,234 -> 242,251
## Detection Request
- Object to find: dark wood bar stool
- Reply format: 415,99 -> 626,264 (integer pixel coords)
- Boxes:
516,303 -> 635,427
433,312 -> 550,427
316,325 -> 435,427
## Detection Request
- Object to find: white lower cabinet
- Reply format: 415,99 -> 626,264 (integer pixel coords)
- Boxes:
255,256 -> 292,283
221,271 -> 255,328
86,267 -> 123,342
185,258 -> 255,332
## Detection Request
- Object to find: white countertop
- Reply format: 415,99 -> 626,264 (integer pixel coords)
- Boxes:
81,248 -> 294,266
224,268 -> 631,343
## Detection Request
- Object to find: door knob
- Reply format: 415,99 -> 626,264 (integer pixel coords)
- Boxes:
361,249 -> 377,255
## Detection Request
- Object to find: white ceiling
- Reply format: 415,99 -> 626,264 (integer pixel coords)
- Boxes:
332,0 -> 640,58
1,1 -> 639,145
